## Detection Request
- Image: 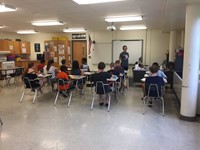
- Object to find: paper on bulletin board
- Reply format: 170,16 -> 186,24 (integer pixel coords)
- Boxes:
58,44 -> 65,54
54,46 -> 57,52
59,56 -> 65,65
22,48 -> 26,53
9,45 -> 14,50
54,57 -> 58,63
68,46 -> 71,55
50,52 -> 55,57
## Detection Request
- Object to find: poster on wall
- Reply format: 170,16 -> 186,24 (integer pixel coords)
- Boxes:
58,44 -> 65,54
34,43 -> 40,52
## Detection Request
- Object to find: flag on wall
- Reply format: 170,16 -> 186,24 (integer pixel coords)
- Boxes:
88,35 -> 92,55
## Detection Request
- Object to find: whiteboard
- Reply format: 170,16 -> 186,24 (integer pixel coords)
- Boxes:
92,43 -> 112,64
112,40 -> 143,64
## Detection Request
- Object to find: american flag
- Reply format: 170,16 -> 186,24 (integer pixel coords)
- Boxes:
88,35 -> 92,55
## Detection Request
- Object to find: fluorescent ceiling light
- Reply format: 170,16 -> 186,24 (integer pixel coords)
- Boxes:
63,28 -> 86,33
0,4 -> 17,12
32,21 -> 64,26
0,25 -> 6,28
105,16 -> 142,22
72,0 -> 125,5
120,25 -> 147,30
17,30 -> 38,34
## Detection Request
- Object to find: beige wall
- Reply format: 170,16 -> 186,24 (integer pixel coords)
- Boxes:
0,30 -> 181,72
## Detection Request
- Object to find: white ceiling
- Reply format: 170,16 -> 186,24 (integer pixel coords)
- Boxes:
0,0 -> 200,33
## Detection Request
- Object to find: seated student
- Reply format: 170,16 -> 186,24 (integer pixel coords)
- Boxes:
60,59 -> 68,74
57,66 -> 74,96
71,60 -> 84,93
91,62 -> 112,106
134,61 -> 141,70
23,62 -> 43,91
142,65 -> 165,102
80,57 -> 90,72
113,60 -> 124,76
152,62 -> 167,79
107,62 -> 115,75
37,59 -> 45,73
43,59 -> 57,91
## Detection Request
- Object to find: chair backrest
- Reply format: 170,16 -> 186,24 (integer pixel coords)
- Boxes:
23,77 -> 32,89
15,68 -> 23,76
95,81 -> 106,94
57,78 -> 68,91
145,76 -> 164,97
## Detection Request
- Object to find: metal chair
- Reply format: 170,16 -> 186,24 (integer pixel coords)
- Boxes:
0,71 -> 11,87
54,79 -> 73,107
91,81 -> 111,112
0,118 -> 3,125
142,76 -> 165,116
20,77 -> 40,104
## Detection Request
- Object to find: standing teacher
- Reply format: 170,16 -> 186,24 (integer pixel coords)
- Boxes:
119,45 -> 129,71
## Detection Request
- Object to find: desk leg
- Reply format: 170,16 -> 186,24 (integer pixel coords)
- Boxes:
0,118 -> 3,125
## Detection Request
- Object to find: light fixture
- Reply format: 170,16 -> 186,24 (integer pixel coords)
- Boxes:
0,3 -> 17,12
120,25 -> 147,30
63,28 -> 86,33
105,16 -> 142,22
17,30 -> 38,34
32,20 -> 64,26
72,0 -> 125,5
107,25 -> 116,31
0,25 -> 6,28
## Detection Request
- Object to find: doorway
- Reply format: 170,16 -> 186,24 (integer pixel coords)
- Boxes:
72,40 -> 87,66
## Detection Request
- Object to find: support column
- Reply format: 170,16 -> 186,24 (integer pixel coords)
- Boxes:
180,30 -> 185,48
169,30 -> 177,62
180,4 -> 200,121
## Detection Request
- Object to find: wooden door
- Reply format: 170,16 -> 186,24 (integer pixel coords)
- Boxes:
72,41 -> 87,65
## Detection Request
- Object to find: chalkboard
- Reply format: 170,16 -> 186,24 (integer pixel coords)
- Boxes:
112,40 -> 143,64
92,43 -> 112,64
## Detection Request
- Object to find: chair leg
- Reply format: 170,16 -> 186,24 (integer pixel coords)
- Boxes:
67,92 -> 72,108
0,118 -> 3,125
161,97 -> 165,116
32,90 -> 38,104
91,93 -> 95,110
20,90 -> 25,103
107,94 -> 111,112
142,97 -> 146,114
54,91 -> 60,106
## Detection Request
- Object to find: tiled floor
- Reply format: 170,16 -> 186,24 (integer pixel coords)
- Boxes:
0,83 -> 200,150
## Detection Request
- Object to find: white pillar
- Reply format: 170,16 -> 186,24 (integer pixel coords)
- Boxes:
180,30 -> 185,48
169,31 -> 177,62
180,4 -> 200,121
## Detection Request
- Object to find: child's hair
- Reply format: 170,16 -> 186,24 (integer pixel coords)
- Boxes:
98,62 -> 106,70
110,62 -> 115,68
149,65 -> 158,74
40,59 -> 45,64
23,62 -> 34,77
115,60 -> 120,65
72,60 -> 80,70
61,59 -> 66,65
135,61 -> 138,64
152,62 -> 159,67
60,65 -> 68,72
82,58 -> 87,64
46,59 -> 54,71
123,45 -> 127,50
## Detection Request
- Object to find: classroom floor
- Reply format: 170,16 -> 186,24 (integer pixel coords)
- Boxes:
0,83 -> 200,150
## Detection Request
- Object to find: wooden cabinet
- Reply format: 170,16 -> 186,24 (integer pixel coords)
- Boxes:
0,40 -> 15,53
13,41 -> 20,54
15,60 -> 40,70
0,40 -> 31,55
20,41 -> 31,54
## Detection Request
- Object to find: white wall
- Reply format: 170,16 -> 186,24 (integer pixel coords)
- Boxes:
0,31 -> 22,40
0,30 -> 174,72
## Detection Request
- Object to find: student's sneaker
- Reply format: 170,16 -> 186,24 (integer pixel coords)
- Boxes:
99,102 -> 104,106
